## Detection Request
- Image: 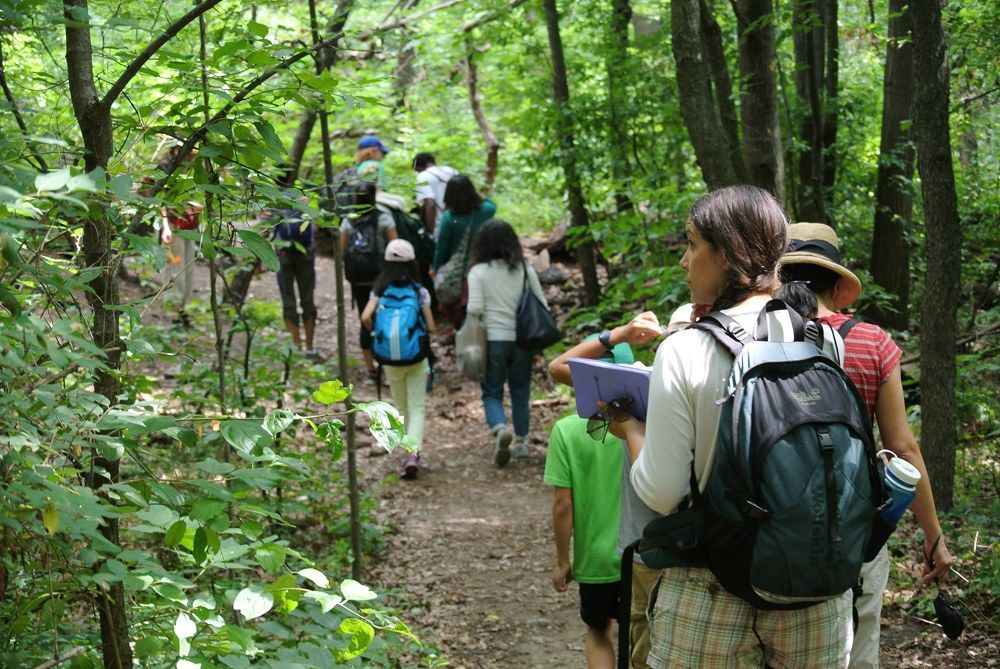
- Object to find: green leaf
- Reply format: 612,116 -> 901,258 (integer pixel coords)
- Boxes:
340,579 -> 377,602
133,636 -> 162,657
42,501 -> 59,535
232,467 -> 283,489
335,618 -> 375,662
220,420 -> 272,454
236,229 -> 279,272
35,167 -> 70,191
241,520 -> 264,540
302,590 -> 343,613
190,498 -> 227,521
233,585 -> 274,621
355,401 -> 406,453
318,419 -> 345,460
195,458 -> 235,475
193,527 -> 208,563
312,380 -> 351,405
247,21 -> 269,37
109,174 -> 133,200
297,568 -> 329,589
164,520 -> 187,547
254,121 -> 285,155
263,409 -> 295,436
255,543 -> 285,573
223,624 -> 258,654
136,505 -> 174,529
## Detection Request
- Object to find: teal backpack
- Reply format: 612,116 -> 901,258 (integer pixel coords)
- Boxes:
639,301 -> 888,609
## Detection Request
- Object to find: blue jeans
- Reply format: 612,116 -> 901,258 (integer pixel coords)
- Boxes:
481,340 -> 533,438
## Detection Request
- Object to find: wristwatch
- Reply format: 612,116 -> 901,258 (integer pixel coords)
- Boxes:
598,329 -> 614,351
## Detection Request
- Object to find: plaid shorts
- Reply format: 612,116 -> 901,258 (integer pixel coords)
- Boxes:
648,567 -> 852,669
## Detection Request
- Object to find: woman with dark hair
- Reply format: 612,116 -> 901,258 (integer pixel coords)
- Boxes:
605,186 -> 853,667
466,220 -> 546,466
431,175 -> 497,327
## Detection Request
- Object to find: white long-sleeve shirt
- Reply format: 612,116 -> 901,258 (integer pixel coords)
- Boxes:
466,260 -> 547,341
630,302 -> 775,514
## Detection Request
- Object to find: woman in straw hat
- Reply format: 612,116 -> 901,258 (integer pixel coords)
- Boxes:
779,222 -> 953,669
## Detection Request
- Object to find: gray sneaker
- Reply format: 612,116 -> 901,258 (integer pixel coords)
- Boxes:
512,439 -> 530,459
493,428 -> 512,467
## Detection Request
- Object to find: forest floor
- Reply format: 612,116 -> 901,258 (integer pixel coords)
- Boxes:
217,253 -> 993,668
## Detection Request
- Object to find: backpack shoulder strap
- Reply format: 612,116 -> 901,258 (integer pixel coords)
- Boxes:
838,317 -> 859,339
754,299 -> 806,341
689,312 -> 749,359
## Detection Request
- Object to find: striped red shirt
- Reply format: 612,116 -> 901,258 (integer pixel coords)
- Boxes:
818,313 -> 902,415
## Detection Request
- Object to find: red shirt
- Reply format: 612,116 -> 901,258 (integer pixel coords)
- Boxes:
818,313 -> 902,415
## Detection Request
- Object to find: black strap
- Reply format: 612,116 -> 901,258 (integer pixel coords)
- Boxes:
838,317 -> 858,339
754,299 -> 806,341
617,541 -> 637,669
818,428 -> 841,543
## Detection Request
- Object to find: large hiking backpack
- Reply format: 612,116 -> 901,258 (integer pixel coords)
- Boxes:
642,300 -> 886,610
372,283 -> 429,366
343,213 -> 382,284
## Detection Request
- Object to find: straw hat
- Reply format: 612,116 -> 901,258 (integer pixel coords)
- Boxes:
780,222 -> 862,310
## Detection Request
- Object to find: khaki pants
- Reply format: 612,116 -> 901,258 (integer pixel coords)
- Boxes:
631,562 -> 662,669
848,546 -> 890,669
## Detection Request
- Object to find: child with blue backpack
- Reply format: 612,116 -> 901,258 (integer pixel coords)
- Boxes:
361,239 -> 436,479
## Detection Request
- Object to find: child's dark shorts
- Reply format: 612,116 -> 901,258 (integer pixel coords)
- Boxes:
579,581 -> 620,630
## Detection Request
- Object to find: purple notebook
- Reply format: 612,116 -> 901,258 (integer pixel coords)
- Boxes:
568,357 -> 651,422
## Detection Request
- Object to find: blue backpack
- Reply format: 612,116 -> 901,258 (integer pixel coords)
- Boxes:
372,283 -> 428,366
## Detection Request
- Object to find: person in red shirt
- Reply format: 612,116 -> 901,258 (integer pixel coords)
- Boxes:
779,222 -> 953,669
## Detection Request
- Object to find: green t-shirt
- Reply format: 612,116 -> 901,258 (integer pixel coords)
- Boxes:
543,415 -> 623,583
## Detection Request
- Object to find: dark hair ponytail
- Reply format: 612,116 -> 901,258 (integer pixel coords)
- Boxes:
687,185 -> 789,310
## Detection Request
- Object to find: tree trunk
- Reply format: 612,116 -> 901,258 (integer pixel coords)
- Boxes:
671,0 -> 739,189
700,0 -> 745,182
867,0 -> 914,330
542,0 -> 599,305
912,0 -> 960,511
63,1 -> 131,666
606,0 -> 634,211
792,0 -> 826,221
730,0 -> 785,203
282,0 -> 355,184
464,44 -> 500,193
821,0 -> 838,193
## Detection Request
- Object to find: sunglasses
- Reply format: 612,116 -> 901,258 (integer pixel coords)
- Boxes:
586,397 -> 635,442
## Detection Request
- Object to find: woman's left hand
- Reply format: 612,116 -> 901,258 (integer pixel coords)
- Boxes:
922,534 -> 954,585
615,311 -> 664,346
597,400 -> 646,442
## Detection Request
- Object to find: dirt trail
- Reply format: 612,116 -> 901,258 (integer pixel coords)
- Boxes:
241,255 -> 584,667
235,256 -> 991,669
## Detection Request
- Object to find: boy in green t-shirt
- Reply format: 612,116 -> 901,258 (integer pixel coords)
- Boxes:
544,340 -> 634,669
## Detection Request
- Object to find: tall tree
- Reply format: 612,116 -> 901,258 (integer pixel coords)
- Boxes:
542,0 -> 600,305
821,0 -> 838,193
699,0 -> 746,181
912,0 -> 961,510
606,0 -> 634,211
62,2 -> 223,665
867,0 -> 915,330
671,0 -> 740,189
792,0 -> 826,220
730,0 -> 785,202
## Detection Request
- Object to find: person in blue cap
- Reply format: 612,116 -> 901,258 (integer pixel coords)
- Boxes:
356,135 -> 389,189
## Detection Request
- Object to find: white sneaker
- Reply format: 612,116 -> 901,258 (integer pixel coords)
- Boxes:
512,439 -> 530,459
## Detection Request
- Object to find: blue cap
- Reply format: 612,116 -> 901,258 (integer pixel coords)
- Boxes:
358,135 -> 389,154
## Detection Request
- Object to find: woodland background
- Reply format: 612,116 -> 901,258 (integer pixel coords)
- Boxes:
0,0 -> 997,666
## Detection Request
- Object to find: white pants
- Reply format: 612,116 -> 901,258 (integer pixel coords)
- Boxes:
383,359 -> 429,450
848,546 -> 890,669
163,236 -> 195,306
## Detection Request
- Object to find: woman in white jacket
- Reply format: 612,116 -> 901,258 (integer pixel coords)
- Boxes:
466,220 -> 547,467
